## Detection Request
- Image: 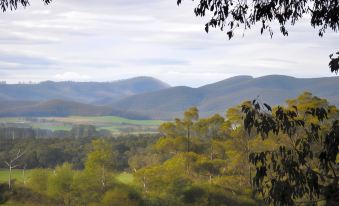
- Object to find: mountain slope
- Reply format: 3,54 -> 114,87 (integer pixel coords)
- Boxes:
113,75 -> 339,119
0,76 -> 170,104
0,99 -> 149,119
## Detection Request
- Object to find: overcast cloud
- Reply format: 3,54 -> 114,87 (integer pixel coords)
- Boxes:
0,0 -> 338,87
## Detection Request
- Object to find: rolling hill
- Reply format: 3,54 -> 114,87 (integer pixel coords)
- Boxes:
0,99 -> 149,119
0,76 -> 170,104
112,75 -> 339,119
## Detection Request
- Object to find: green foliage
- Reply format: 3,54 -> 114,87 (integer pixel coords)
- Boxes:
153,136 -> 187,154
101,187 -> 142,206
85,139 -> 116,172
47,163 -> 75,206
27,169 -> 49,194
330,52 -> 339,74
159,122 -> 177,137
72,170 -> 104,204
128,151 -> 162,171
242,93 -> 339,205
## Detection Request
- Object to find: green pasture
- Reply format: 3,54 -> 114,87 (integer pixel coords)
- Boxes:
116,172 -> 134,185
0,169 -> 30,184
0,116 -> 163,134
45,116 -> 163,126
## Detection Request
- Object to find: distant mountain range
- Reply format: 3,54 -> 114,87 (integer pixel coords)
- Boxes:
0,75 -> 338,119
0,99 -> 149,119
0,76 -> 170,104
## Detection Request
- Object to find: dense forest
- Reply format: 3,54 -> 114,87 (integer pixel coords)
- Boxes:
0,92 -> 337,206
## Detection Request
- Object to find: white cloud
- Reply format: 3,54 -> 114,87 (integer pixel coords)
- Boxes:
55,72 -> 90,81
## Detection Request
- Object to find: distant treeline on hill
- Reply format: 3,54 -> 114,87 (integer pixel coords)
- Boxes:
0,100 -> 151,120
0,125 -> 112,139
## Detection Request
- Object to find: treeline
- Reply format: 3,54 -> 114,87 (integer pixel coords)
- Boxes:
0,134 -> 160,170
0,125 -> 112,139
1,92 -> 338,205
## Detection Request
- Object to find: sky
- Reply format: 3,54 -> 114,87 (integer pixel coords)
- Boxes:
0,0 -> 338,87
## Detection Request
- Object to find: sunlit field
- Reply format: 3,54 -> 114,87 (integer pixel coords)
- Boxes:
0,116 -> 163,134
0,169 -> 30,184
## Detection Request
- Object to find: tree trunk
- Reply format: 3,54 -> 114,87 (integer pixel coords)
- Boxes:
8,166 -> 12,189
210,144 -> 214,160
101,165 -> 106,190
246,139 -> 252,186
23,166 -> 26,185
143,175 -> 147,192
187,125 -> 190,153
186,125 -> 191,175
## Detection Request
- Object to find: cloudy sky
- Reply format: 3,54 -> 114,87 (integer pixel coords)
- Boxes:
0,0 -> 338,87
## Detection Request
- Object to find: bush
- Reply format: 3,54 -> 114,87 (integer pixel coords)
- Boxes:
101,187 -> 142,206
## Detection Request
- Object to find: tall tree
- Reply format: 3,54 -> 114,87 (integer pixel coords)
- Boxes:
47,163 -> 75,206
182,107 -> 199,153
181,107 -> 199,175
4,149 -> 24,189
195,114 -> 225,160
85,139 -> 116,190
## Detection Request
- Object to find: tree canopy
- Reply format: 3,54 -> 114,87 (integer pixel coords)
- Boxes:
330,52 -> 339,74
177,0 -> 339,39
0,0 -> 51,12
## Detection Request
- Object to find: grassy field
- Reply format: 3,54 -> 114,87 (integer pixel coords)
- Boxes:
116,172 -> 134,185
0,116 -> 163,134
0,169 -> 30,184
62,116 -> 163,125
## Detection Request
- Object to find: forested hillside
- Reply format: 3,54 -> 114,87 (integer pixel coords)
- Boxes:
0,100 -> 149,119
0,92 -> 337,205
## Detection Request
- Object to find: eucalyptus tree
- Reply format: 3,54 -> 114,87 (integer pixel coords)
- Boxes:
241,94 -> 339,205
47,163 -> 75,206
85,139 -> 116,190
195,114 -> 225,160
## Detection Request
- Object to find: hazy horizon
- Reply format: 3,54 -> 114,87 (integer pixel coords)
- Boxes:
1,74 -> 338,88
